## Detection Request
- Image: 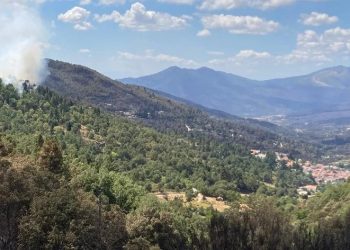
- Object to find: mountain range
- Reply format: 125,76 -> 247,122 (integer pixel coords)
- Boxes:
121,66 -> 350,117
42,59 -> 319,159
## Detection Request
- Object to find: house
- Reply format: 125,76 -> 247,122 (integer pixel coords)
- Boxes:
216,196 -> 224,201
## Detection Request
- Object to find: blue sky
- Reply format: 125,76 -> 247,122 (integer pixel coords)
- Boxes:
17,0 -> 350,79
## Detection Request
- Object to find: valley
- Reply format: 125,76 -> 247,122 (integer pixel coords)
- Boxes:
257,109 -> 350,165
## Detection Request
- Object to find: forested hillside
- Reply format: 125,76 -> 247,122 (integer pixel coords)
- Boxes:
1,80 -> 349,249
43,59 -> 321,160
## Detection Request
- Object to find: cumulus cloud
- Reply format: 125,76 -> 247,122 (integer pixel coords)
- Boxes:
207,26 -> 350,77
209,49 -> 271,64
281,27 -> 350,64
206,49 -> 274,77
0,0 -> 47,86
209,27 -> 350,67
236,50 -> 271,59
95,2 -> 188,31
201,15 -> 279,35
197,29 -> 211,37
58,6 -> 93,31
199,0 -> 294,10
300,12 -> 338,26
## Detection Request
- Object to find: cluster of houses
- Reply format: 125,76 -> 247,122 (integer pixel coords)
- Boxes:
302,161 -> 350,184
250,149 -> 350,198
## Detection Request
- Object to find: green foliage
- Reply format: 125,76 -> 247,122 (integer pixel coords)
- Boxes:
127,196 -> 210,249
18,188 -> 127,250
0,82 -> 349,249
77,167 -> 145,212
0,84 -> 299,198
0,163 -> 33,249
275,165 -> 315,197
210,197 -> 293,250
38,139 -> 63,173
305,180 -> 350,220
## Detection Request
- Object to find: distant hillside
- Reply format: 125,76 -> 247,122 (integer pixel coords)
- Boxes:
121,65 -> 350,117
42,59 -> 319,158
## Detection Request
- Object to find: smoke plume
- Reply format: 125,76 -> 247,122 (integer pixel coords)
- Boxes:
0,1 -> 47,88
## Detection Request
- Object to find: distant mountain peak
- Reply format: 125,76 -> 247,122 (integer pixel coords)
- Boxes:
197,66 -> 214,71
313,65 -> 349,74
162,66 -> 220,74
165,65 -> 182,71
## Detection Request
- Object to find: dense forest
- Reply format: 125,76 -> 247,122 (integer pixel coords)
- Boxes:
1,80 -> 349,249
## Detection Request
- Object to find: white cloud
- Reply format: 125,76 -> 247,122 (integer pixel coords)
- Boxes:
94,11 -> 119,22
209,27 -> 350,66
207,49 -> 272,76
79,48 -> 91,53
201,15 -> 279,35
199,0 -> 294,11
158,0 -> 195,4
236,50 -> 271,59
300,12 -> 338,26
58,7 -> 90,23
207,27 -> 350,74
58,6 -> 93,31
281,27 -> 350,64
95,2 -> 188,31
117,50 -> 197,66
197,29 -> 211,37
218,49 -> 271,62
80,0 -> 92,5
74,21 -> 93,30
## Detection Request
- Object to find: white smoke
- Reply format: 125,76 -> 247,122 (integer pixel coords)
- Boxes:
0,0 -> 47,88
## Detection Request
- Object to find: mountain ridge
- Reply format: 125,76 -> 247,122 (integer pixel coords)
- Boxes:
42,59 -> 320,159
121,65 -> 350,117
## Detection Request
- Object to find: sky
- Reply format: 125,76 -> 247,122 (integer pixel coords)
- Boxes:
3,0 -> 350,80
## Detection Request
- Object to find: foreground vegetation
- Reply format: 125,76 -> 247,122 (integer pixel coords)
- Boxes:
0,81 -> 349,249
